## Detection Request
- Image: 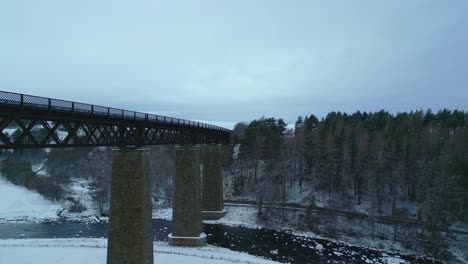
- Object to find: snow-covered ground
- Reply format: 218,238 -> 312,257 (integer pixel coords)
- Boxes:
155,205 -> 261,229
0,178 -> 61,222
0,239 -> 279,264
0,175 -> 463,263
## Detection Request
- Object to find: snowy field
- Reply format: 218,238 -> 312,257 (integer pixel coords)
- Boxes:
0,239 -> 279,264
0,174 -> 105,223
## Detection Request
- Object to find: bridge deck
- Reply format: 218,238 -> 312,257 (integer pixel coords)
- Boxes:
0,91 -> 231,149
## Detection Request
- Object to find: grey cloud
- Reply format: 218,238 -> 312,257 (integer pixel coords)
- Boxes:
0,0 -> 467,125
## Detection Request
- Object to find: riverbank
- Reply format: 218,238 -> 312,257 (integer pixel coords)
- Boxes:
155,205 -> 467,264
0,178 -> 452,263
0,238 -> 279,264
0,220 -> 437,264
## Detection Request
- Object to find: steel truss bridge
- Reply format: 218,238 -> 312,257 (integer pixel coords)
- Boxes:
0,91 -> 231,149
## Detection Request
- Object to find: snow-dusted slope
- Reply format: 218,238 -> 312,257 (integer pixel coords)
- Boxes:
0,178 -> 61,222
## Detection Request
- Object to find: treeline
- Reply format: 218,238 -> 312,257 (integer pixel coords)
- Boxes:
232,109 -> 467,258
294,110 -> 467,212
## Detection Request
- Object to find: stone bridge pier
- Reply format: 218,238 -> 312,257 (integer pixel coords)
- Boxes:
168,145 -> 207,246
168,143 -> 227,246
201,144 -> 227,220
106,144 -> 227,263
107,148 -> 154,264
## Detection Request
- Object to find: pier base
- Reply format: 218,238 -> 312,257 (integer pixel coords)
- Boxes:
169,145 -> 207,247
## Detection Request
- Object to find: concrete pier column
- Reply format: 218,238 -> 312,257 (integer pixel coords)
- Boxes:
107,148 -> 153,264
168,145 -> 207,247
202,144 -> 227,220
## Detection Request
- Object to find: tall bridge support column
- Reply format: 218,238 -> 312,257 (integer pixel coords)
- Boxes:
168,145 -> 207,247
107,148 -> 154,264
202,144 -> 227,220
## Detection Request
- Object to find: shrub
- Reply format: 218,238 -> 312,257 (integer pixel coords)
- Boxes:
68,201 -> 87,213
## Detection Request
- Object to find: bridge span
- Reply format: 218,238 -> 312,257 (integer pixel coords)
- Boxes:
0,90 -> 230,148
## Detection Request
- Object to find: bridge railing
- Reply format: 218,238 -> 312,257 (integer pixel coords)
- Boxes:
0,90 -> 229,132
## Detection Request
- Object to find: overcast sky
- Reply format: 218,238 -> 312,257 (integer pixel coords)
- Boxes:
1,0 -> 467,126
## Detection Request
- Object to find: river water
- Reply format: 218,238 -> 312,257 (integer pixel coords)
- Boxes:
0,220 -> 437,263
